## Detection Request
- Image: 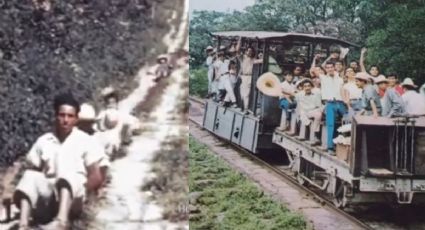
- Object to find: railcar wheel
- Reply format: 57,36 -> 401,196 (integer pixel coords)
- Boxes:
333,178 -> 347,208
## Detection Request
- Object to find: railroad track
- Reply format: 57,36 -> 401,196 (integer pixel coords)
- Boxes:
188,96 -> 373,230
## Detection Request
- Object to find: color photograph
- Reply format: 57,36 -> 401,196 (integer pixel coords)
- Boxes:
189,0 -> 425,229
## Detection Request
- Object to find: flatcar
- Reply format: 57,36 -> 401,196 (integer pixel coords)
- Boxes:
202,31 -> 425,208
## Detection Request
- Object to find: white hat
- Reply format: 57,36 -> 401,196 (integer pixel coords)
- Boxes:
79,103 -> 96,120
157,54 -> 168,61
401,78 -> 417,88
374,75 -> 388,84
101,87 -> 116,97
219,45 -> 226,50
205,46 -> 213,51
355,72 -> 371,82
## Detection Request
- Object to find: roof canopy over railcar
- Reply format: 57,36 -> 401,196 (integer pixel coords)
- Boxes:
211,31 -> 359,48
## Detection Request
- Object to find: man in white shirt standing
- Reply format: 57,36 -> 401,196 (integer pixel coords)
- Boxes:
401,78 -> 425,116
312,60 -> 347,154
205,46 -> 215,97
13,93 -> 108,230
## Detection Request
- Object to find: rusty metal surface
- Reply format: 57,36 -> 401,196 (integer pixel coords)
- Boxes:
211,31 -> 359,47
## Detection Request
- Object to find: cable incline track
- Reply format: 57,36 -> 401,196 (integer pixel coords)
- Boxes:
188,96 -> 373,230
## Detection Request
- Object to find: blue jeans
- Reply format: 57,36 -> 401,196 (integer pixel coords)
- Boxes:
325,101 -> 347,150
279,98 -> 297,120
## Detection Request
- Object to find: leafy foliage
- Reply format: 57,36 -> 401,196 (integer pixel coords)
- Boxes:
0,0 -> 158,166
189,0 -> 425,85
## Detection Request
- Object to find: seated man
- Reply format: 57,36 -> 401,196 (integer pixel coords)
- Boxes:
13,93 -> 108,230
97,87 -> 140,144
154,54 -> 172,82
375,76 -> 405,117
297,79 -> 323,145
355,72 -> 382,117
77,103 -> 111,192
401,78 -> 425,116
277,71 -> 297,131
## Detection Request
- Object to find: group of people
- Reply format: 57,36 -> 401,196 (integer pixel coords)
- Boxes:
205,37 -> 262,113
205,41 -> 425,155
9,88 -> 140,230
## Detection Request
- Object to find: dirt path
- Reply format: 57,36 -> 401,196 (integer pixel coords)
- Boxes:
85,0 -> 188,229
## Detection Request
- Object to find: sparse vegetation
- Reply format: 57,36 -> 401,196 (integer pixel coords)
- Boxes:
189,137 -> 306,230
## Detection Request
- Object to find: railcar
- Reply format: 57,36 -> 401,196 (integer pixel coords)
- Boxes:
202,31 -> 425,207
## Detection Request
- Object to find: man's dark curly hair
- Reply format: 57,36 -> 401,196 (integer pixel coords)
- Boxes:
53,92 -> 80,115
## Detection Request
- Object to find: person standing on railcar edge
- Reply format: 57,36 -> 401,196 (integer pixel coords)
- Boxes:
312,57 -> 347,155
376,76 -> 405,118
13,93 -> 108,230
205,46 -> 215,98
235,37 -> 262,114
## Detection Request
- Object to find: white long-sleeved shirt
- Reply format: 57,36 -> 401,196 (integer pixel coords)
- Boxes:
402,90 -> 425,115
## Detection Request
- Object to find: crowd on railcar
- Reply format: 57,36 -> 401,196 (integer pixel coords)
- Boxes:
204,38 -> 425,154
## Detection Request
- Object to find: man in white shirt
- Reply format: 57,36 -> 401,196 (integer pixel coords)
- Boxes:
312,61 -> 347,154
401,78 -> 425,116
13,94 -> 109,230
277,71 -> 297,131
213,52 -> 229,102
343,67 -> 363,119
205,46 -> 215,97
297,79 -> 323,145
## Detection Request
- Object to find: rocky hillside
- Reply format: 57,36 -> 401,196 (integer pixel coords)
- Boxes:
0,0 -> 163,166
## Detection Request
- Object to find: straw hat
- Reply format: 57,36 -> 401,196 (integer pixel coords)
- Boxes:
401,78 -> 417,88
219,45 -> 226,51
374,75 -> 388,84
101,87 -> 116,97
256,72 -> 282,97
156,54 -> 168,62
205,46 -> 213,51
79,103 -> 97,120
355,72 -> 371,82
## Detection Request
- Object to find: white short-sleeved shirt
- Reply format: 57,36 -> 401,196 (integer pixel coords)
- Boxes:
26,128 -> 107,181
281,81 -> 296,95
319,74 -> 344,101
343,81 -> 362,99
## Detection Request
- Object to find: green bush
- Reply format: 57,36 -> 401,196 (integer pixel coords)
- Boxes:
189,68 -> 208,97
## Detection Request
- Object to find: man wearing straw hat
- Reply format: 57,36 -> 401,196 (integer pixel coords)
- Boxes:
374,75 -> 405,117
154,54 -> 172,82
401,78 -> 425,116
355,72 -> 381,118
